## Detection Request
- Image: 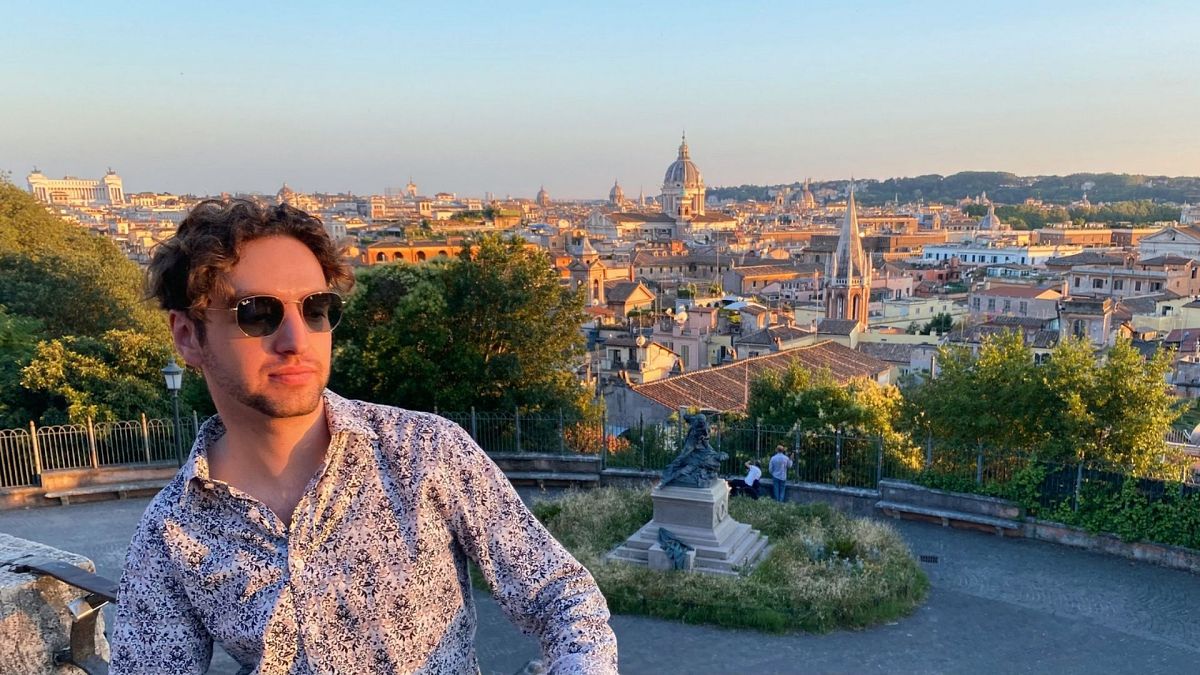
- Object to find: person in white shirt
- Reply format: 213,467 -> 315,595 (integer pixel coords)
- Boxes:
727,460 -> 761,499
768,445 -> 794,502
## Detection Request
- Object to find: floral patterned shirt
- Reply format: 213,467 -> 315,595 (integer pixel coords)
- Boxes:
110,390 -> 618,674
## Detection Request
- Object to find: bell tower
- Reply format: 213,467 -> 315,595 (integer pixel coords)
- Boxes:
824,184 -> 871,327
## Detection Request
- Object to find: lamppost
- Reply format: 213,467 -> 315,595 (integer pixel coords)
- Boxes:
161,357 -> 184,467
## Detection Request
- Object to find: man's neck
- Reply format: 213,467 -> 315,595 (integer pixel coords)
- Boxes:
209,401 -> 331,524
220,405 -> 329,473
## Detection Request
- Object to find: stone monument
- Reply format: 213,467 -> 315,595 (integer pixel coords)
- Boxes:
608,414 -> 770,575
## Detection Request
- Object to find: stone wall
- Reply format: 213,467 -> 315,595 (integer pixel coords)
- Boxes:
0,533 -> 109,674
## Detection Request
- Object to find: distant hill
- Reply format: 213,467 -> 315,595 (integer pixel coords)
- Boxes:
708,172 -> 1200,206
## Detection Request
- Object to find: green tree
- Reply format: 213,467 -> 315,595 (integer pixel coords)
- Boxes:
1043,337 -> 1182,472
902,331 -> 1050,451
20,330 -> 178,424
920,312 -> 955,335
0,182 -> 196,426
0,183 -> 165,340
747,363 -> 902,438
0,306 -> 45,426
332,234 -> 589,415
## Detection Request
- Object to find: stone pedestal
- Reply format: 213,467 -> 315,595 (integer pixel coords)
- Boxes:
0,533 -> 109,674
608,480 -> 770,575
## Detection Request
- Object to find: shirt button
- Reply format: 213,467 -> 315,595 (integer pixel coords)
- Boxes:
293,557 -> 305,573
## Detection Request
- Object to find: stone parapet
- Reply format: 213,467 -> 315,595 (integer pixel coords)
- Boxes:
0,533 -> 110,674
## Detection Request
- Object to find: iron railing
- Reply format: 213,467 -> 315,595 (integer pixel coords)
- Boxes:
0,413 -> 203,490
4,409 -> 1197,514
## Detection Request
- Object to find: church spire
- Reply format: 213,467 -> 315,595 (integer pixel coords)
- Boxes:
824,181 -> 871,328
829,183 -> 867,283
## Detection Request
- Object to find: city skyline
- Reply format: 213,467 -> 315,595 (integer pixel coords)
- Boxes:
3,1 -> 1199,197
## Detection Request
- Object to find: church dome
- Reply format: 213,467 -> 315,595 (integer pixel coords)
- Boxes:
663,137 -> 703,188
609,179 -> 624,204
277,182 -> 295,204
536,185 -> 550,206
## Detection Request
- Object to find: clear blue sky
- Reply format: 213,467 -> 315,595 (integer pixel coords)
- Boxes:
2,1 -> 1198,198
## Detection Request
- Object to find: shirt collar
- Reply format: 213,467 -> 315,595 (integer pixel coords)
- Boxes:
178,389 -> 377,506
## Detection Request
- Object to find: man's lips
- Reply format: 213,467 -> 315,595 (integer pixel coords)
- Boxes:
268,367 -> 319,384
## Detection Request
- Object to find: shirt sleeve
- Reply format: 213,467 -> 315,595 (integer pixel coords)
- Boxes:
434,421 -> 619,674
110,509 -> 213,675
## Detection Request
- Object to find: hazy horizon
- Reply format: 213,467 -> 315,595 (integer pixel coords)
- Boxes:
4,1 -> 1198,199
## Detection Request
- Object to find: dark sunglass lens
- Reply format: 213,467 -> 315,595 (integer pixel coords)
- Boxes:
236,296 -> 285,337
302,293 -> 343,332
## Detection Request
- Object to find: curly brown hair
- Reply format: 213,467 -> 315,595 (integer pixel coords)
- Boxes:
146,199 -> 355,341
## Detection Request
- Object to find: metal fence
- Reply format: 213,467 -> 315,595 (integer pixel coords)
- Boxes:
0,414 -> 203,490
5,407 -> 1197,513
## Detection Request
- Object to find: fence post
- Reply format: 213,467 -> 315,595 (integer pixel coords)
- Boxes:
755,418 -> 762,459
875,435 -> 884,486
29,421 -> 43,483
924,432 -> 933,470
141,413 -> 151,463
514,407 -> 521,452
975,441 -> 984,485
470,406 -> 478,441
558,409 -> 565,454
599,406 -> 607,471
1073,462 -> 1084,512
192,410 -> 200,444
835,428 -> 843,474
86,417 -> 99,469
639,413 -> 646,470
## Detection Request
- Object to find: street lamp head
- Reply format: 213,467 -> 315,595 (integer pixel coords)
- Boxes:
162,356 -> 184,392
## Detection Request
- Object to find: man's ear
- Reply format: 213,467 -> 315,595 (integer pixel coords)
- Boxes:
169,311 -> 205,368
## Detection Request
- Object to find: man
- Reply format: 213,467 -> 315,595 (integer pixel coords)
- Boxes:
111,200 -> 617,674
728,460 -> 761,499
742,459 -> 762,499
768,445 -> 793,503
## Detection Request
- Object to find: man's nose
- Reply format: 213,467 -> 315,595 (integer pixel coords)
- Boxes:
271,303 -> 310,354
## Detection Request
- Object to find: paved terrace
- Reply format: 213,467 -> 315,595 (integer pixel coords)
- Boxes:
2,495 -> 1198,674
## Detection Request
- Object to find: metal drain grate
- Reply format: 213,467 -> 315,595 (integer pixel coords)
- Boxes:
919,554 -> 939,564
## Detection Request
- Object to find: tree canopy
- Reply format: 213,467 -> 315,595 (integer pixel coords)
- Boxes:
901,331 -> 1182,472
0,182 -> 201,426
331,234 -> 590,415
747,363 -> 904,440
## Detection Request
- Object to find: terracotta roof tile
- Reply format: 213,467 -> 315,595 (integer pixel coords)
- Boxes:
629,340 -> 889,413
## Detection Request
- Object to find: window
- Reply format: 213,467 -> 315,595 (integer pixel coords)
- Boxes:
1003,299 -> 1011,312
1019,301 -> 1028,315
987,298 -> 996,311
973,297 -> 981,310
1072,319 -> 1087,338
1113,279 -> 1124,290
1092,278 -> 1104,289
1074,277 -> 1081,287
1152,282 -> 1163,291
1135,281 -> 1143,291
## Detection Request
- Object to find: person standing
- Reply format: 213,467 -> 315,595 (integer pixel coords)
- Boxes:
768,445 -> 793,502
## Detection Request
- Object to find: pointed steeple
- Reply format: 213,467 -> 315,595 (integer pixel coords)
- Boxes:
828,183 -> 868,284
678,132 -> 689,160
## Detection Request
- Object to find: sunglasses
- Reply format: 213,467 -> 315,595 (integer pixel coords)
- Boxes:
207,291 -> 344,338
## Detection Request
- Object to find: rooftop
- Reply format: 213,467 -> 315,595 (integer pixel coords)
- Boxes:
630,340 -> 888,413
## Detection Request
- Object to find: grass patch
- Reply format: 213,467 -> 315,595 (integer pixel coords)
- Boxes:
531,487 -> 929,633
